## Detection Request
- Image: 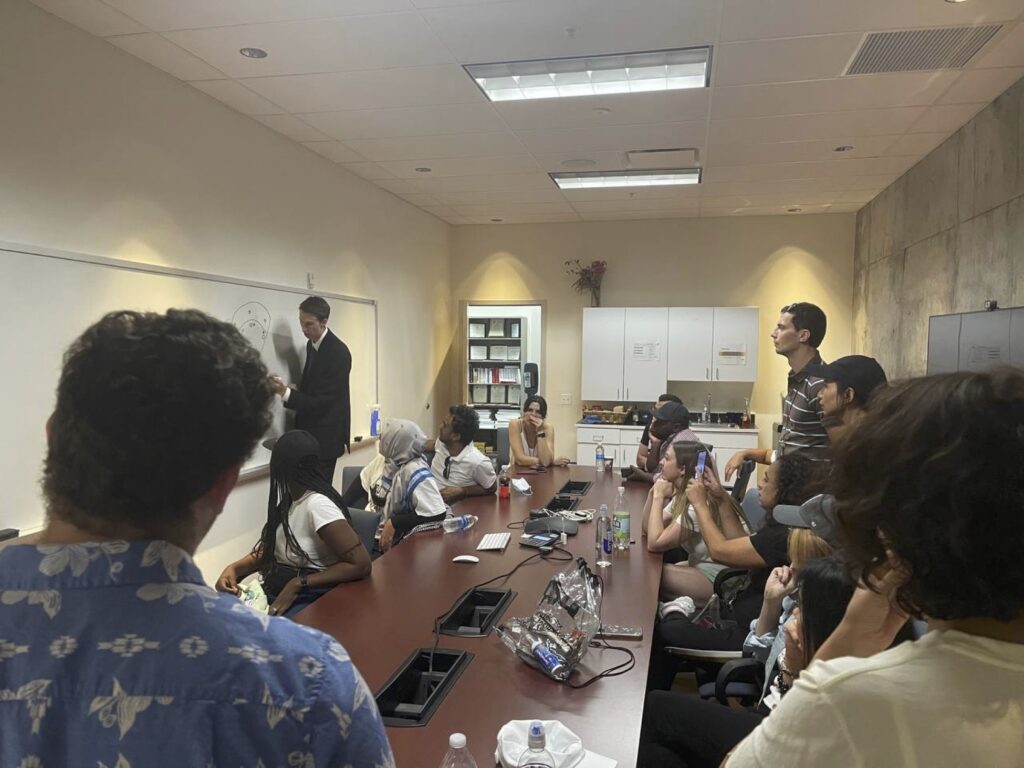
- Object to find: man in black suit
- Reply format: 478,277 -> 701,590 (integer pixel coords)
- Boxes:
269,296 -> 351,483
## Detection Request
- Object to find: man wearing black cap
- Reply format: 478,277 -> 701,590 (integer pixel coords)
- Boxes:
643,400 -> 700,477
804,355 -> 887,443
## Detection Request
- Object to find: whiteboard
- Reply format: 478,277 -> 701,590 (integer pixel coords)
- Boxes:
0,242 -> 378,534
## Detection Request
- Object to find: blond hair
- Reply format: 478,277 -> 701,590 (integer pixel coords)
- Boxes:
788,528 -> 832,569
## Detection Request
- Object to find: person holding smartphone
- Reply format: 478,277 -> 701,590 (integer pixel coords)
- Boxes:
508,395 -> 571,469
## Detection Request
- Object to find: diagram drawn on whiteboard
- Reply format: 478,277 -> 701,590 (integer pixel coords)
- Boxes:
232,302 -> 270,352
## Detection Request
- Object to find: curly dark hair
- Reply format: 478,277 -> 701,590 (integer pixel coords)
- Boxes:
448,403 -> 480,444
832,367 -> 1024,621
43,309 -> 274,536
773,451 -> 828,507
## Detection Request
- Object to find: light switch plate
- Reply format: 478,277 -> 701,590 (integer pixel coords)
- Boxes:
560,393 -> 573,405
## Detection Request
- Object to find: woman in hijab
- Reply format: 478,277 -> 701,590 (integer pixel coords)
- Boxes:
215,430 -> 371,617
375,418 -> 448,552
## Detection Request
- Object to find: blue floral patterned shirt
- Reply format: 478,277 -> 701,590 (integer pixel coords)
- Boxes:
0,539 -> 394,768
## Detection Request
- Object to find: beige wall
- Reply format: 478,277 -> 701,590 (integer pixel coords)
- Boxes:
853,75 -> 1024,377
0,0 -> 453,580
450,215 -> 856,458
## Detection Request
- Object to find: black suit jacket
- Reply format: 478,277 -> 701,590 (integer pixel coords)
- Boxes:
284,329 -> 352,459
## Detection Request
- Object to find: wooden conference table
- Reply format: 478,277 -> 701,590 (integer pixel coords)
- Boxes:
297,466 -> 662,766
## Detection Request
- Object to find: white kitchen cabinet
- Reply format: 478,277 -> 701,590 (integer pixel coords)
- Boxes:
666,307 -> 759,383
667,308 -> 715,382
582,307 -> 667,401
581,308 -> 625,400
711,307 -> 759,382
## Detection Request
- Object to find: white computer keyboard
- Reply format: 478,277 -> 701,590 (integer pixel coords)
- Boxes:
476,532 -> 511,551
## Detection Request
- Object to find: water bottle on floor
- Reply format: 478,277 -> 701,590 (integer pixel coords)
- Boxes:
595,442 -> 605,473
442,515 -> 478,533
439,732 -> 479,768
595,504 -> 612,567
515,721 -> 556,767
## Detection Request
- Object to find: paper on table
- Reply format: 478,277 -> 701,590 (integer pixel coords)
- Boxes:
580,750 -> 617,767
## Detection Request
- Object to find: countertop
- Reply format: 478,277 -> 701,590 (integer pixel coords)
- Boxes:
576,421 -> 760,434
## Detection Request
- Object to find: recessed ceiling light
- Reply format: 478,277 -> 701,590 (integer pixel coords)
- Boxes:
491,218 -> 503,222
833,145 -> 855,152
593,107 -> 612,116
550,168 -> 701,190
787,207 -> 802,213
415,167 -> 432,173
945,0 -> 968,3
465,46 -> 711,102
239,47 -> 268,59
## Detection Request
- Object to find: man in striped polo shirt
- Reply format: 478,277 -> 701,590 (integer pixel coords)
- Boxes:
725,302 -> 830,480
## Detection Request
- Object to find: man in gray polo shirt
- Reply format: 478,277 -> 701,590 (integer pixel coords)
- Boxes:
725,302 -> 830,481
428,404 -> 498,504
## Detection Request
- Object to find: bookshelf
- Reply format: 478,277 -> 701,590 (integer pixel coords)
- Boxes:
467,316 -> 525,410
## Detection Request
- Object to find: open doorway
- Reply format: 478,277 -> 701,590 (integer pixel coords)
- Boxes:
462,301 -> 544,454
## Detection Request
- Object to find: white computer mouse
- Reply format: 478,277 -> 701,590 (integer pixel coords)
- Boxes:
452,555 -> 480,564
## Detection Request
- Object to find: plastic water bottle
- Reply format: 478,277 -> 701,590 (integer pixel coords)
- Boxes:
499,466 -> 510,500
442,515 -> 478,533
595,442 -> 605,473
595,504 -> 612,567
612,485 -> 630,550
439,732 -> 479,768
515,721 -> 556,767
369,404 -> 381,437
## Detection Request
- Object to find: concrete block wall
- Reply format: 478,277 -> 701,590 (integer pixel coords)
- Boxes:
854,75 -> 1024,377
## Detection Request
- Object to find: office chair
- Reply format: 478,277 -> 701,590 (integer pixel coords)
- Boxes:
741,487 -> 768,532
496,427 -> 510,468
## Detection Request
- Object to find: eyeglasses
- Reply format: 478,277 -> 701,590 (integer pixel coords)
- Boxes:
443,456 -> 452,480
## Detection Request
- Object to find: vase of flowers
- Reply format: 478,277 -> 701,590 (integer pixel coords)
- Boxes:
565,259 -> 608,307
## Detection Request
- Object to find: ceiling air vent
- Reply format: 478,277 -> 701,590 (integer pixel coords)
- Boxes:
844,25 -> 1001,75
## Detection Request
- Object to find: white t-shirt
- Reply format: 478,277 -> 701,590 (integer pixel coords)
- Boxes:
431,441 -> 497,490
274,491 -> 347,568
727,629 -> 1024,767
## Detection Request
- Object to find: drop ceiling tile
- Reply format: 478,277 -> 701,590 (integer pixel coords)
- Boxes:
421,0 -> 720,64
412,172 -> 555,193
828,203 -> 864,213
700,191 -> 840,208
701,177 -> 847,196
714,33 -> 862,87
255,114 -> 331,141
515,121 -> 706,155
712,71 -> 960,119
535,149 -> 703,172
376,179 -> 427,194
907,103 -> 986,134
836,189 -> 879,203
560,185 -> 701,202
461,213 -> 580,224
102,0 -> 414,31
191,79 -> 284,115
344,132 -> 525,161
707,135 -> 896,166
397,192 -> 444,207
579,210 -> 700,221
165,14 -> 452,79
30,0 -> 147,36
703,156 -> 915,182
701,204 -> 835,216
301,141 -> 367,163
106,33 -> 224,81
496,90 -> 710,130
972,22 -> 1024,69
937,67 -> 1024,104
436,188 -> 568,205
300,103 -> 505,140
452,201 -> 576,216
709,108 -> 926,144
884,132 -> 948,157
419,205 -> 460,217
720,0 -> 1023,42
341,162 -> 397,180
379,155 -> 543,178
242,66 -> 483,112
844,174 -> 899,190
442,215 -> 471,225
571,198 -> 700,213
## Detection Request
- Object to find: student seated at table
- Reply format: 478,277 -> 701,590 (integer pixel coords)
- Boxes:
643,441 -> 750,603
644,401 -> 700,479
426,404 -> 497,503
640,556 -> 853,768
629,393 -> 683,483
803,354 -> 887,443
216,430 -> 371,617
508,395 -> 572,469
376,418 -> 447,552
725,368 -> 1024,767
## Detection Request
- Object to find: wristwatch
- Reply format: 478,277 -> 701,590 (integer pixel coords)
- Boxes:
299,573 -> 309,588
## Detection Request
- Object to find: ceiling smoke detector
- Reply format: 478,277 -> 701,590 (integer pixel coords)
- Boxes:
239,47 -> 268,59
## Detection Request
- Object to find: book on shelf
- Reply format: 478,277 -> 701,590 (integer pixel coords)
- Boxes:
471,385 -> 488,402
506,346 -> 521,361
507,385 -> 521,405
510,321 -> 520,338
469,345 -> 487,361
492,385 -> 507,404
469,322 -> 486,338
489,345 -> 507,361
498,366 -> 520,383
488,318 -> 505,337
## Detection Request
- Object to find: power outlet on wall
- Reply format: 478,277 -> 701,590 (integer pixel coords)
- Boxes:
560,393 -> 573,405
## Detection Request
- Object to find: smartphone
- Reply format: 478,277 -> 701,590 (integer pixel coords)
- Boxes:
596,624 -> 643,640
694,449 -> 708,480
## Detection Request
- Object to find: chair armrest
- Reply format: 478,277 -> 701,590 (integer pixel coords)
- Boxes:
664,646 -> 743,664
715,657 -> 762,704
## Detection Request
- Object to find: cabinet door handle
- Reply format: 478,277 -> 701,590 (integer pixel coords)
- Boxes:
616,387 -> 620,398
626,387 -> 629,399
716,368 -> 720,380
706,368 -> 710,380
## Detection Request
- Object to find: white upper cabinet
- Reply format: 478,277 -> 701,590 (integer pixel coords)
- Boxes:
581,307 -> 626,400
710,307 -> 759,382
667,308 -> 715,382
622,308 -> 669,402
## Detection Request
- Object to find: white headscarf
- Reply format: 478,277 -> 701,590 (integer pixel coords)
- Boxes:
376,418 -> 429,521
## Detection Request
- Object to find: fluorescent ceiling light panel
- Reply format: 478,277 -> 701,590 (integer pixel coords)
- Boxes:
551,168 -> 701,189
465,47 -> 710,102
